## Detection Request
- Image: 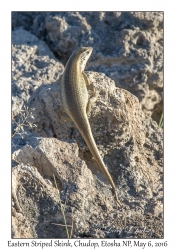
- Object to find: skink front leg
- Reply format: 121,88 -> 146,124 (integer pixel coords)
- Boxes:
86,87 -> 99,115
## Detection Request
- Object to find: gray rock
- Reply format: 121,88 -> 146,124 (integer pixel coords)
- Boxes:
12,70 -> 163,238
12,20 -> 163,239
12,11 -> 163,122
12,29 -> 64,120
12,12 -> 36,31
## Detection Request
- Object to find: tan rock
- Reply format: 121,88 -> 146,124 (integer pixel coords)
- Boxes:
12,70 -> 163,238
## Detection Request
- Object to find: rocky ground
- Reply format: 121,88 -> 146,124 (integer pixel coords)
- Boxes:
12,12 -> 163,239
12,11 -> 163,122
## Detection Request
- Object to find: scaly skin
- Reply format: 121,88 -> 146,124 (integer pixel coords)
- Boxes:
60,47 -> 121,207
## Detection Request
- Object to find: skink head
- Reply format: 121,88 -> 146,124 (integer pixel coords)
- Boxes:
75,47 -> 93,71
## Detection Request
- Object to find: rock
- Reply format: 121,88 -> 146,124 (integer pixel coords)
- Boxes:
12,12 -> 36,31
12,20 -> 163,238
12,70 -> 163,238
12,164 -> 73,238
12,29 -> 64,120
12,11 -> 163,122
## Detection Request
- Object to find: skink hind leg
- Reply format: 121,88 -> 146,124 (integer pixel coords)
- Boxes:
60,113 -> 72,123
59,107 -> 72,123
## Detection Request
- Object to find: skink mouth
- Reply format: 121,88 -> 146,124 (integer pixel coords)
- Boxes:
85,47 -> 93,51
71,47 -> 93,61
79,47 -> 93,54
81,46 -> 93,50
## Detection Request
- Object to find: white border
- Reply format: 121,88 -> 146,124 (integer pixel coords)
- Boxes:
1,1 -> 175,249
